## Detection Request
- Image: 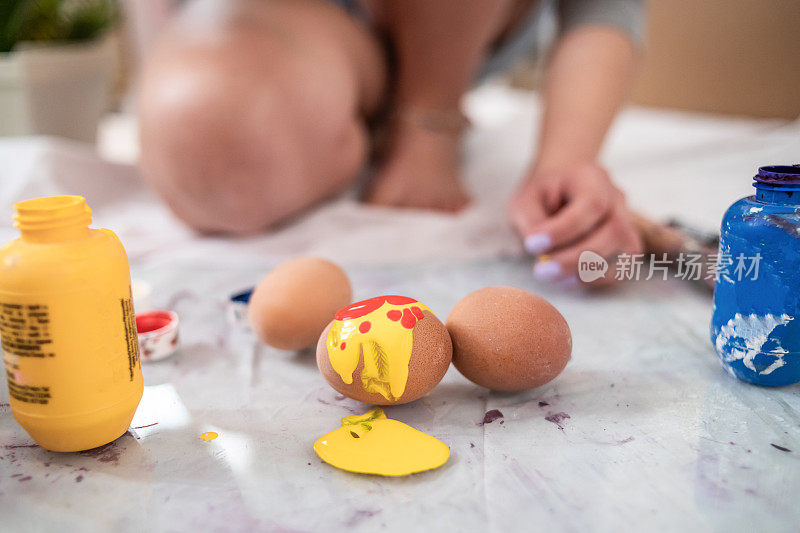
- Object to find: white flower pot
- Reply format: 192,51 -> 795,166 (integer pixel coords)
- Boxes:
0,35 -> 117,142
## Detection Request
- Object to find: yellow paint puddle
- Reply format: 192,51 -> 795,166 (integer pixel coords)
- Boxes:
314,408 -> 449,476
200,431 -> 218,441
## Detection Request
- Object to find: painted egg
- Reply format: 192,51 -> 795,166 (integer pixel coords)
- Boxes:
446,286 -> 571,391
248,257 -> 352,350
316,295 -> 452,405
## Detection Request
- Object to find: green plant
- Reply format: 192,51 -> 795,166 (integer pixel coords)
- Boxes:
0,0 -> 118,53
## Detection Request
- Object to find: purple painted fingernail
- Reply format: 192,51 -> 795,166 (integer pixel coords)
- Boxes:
533,260 -> 561,280
524,233 -> 551,255
558,275 -> 580,289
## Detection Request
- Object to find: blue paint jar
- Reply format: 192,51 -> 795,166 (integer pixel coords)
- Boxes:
711,165 -> 800,386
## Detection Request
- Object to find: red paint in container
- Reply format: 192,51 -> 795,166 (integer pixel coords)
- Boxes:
136,310 -> 179,362
136,311 -> 173,334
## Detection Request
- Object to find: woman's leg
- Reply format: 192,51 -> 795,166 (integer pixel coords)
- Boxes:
364,0 -> 525,211
138,0 -> 385,233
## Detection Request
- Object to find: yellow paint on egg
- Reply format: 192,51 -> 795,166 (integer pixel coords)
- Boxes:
313,408 -> 450,476
326,296 -> 430,402
200,431 -> 218,441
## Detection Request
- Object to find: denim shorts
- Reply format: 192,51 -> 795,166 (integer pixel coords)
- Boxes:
326,0 -> 644,82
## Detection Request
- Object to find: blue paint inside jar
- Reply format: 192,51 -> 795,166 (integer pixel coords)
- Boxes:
711,165 -> 800,386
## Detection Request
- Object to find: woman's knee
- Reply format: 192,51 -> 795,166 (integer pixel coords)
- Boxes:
138,28 -> 368,233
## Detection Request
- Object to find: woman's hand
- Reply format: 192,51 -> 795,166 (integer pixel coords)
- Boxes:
508,162 -> 643,287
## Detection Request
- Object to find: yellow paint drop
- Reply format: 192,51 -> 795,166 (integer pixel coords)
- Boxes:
326,298 -> 430,402
200,431 -> 218,441
313,408 -> 449,476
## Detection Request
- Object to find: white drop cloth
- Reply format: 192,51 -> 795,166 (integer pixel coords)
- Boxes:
1,84 -> 799,532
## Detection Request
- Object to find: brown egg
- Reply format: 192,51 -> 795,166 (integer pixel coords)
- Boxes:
446,286 -> 571,391
248,257 -> 352,350
316,296 -> 452,405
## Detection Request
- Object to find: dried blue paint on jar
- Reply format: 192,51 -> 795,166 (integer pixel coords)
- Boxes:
711,165 -> 800,386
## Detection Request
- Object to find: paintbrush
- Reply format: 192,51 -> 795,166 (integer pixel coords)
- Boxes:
631,212 -> 719,292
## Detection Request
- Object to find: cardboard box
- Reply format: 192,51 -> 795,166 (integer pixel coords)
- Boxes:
632,0 -> 800,118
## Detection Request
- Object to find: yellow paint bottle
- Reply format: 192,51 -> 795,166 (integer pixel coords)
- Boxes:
0,196 -> 142,452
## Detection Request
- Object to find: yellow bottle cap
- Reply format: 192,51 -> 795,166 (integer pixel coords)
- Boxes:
14,195 -> 92,231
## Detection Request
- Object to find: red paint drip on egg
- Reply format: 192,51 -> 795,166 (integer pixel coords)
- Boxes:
335,295 -> 420,320
401,308 -> 416,329
385,295 -> 417,305
359,321 -> 371,333
411,306 -> 424,319
387,310 -> 402,321
340,342 -> 346,350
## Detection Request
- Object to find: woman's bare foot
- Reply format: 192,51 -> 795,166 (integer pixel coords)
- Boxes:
365,115 -> 470,212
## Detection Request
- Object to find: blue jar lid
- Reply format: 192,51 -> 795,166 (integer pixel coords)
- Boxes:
754,165 -> 800,185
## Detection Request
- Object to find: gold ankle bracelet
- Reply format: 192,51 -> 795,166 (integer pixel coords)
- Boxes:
393,106 -> 471,134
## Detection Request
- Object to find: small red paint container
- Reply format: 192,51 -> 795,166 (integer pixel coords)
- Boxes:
136,310 -> 179,362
